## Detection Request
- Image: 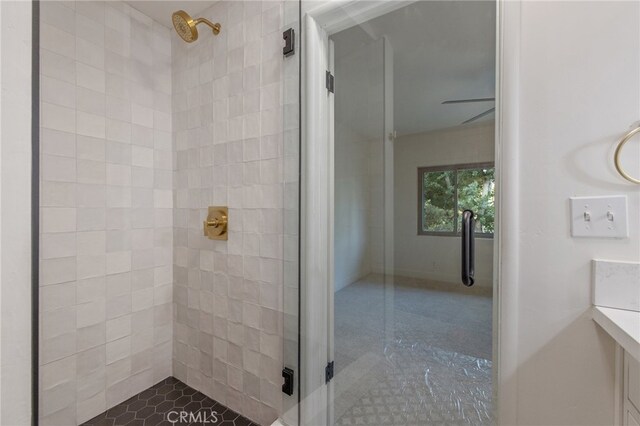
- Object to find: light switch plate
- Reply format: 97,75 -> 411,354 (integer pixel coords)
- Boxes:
570,195 -> 628,238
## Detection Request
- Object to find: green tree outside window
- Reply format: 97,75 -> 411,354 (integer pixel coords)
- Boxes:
419,164 -> 495,236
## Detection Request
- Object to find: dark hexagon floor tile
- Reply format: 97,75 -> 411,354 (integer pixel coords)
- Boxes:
135,406 -> 155,420
182,387 -> 197,396
173,381 -> 188,391
220,409 -> 240,421
166,389 -> 183,400
147,394 -> 165,406
121,396 -> 139,406
200,398 -> 217,409
83,417 -> 115,426
127,399 -> 147,411
191,392 -> 207,402
183,401 -> 202,413
114,411 -> 135,425
80,377 -> 258,426
156,384 -> 174,395
105,405 -> 127,419
235,416 -> 253,426
155,400 -> 176,413
138,388 -> 158,400
143,413 -> 165,426
173,395 -> 191,408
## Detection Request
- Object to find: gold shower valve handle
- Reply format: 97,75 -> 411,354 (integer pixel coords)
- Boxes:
206,218 -> 222,227
203,207 -> 228,240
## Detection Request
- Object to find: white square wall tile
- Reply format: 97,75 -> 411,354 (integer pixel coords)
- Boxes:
42,128 -> 76,158
40,256 -> 76,286
41,49 -> 76,84
131,146 -> 154,168
77,160 -> 106,185
131,104 -> 154,128
76,38 -> 105,70
42,207 -> 77,233
106,251 -> 132,275
76,13 -> 106,48
77,255 -> 106,280
77,135 -> 106,162
77,111 -> 106,139
77,231 -> 106,255
153,190 -> 172,208
41,23 -> 76,59
42,76 -> 76,109
40,282 -> 76,312
41,232 -> 76,259
42,154 -> 76,183
77,299 -> 106,328
76,87 -> 106,116
106,336 -> 131,365
107,315 -> 132,342
42,102 -> 76,134
41,2 -> 76,35
77,63 -> 106,93
106,164 -> 132,186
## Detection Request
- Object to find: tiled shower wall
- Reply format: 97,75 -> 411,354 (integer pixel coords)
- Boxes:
171,2 -> 286,425
39,2 -> 173,424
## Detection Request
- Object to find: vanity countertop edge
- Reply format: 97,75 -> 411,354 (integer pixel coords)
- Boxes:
593,305 -> 640,362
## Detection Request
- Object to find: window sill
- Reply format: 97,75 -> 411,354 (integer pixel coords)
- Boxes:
418,232 -> 494,239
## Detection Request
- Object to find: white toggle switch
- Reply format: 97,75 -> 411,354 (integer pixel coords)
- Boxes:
570,195 -> 628,238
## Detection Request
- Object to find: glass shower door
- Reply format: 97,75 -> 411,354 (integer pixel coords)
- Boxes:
329,31 -> 398,426
326,2 -> 496,425
292,2 -> 496,425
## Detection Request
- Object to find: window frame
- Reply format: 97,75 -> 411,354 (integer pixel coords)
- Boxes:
417,162 -> 495,238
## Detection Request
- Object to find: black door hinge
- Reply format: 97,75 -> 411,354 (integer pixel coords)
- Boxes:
325,361 -> 334,383
283,28 -> 295,57
326,71 -> 335,93
282,367 -> 294,396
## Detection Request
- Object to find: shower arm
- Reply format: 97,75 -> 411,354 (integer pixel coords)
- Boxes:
194,18 -> 221,35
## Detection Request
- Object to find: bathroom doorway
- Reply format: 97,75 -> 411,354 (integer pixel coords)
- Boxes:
297,1 -> 500,424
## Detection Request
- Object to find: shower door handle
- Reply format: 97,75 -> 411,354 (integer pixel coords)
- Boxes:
461,210 -> 475,287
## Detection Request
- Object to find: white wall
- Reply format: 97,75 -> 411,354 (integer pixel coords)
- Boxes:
38,2 -> 173,423
334,125 -> 373,291
394,123 -> 495,288
0,1 -> 32,424
512,1 -> 640,424
333,38 -> 384,291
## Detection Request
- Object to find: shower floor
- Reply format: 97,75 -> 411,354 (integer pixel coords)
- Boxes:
81,377 -> 258,426
333,275 -> 493,426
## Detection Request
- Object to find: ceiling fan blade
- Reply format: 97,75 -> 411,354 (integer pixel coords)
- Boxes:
462,107 -> 496,124
442,97 -> 495,104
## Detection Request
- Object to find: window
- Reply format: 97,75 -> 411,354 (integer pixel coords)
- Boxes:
418,163 -> 495,237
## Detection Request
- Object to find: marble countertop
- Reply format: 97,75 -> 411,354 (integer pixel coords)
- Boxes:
592,306 -> 640,362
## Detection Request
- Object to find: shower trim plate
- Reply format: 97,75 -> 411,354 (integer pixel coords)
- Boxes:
203,206 -> 228,240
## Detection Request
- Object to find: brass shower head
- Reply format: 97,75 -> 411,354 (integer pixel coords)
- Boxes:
172,10 -> 221,43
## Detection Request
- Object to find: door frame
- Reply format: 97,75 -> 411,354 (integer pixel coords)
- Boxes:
298,0 -> 521,425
